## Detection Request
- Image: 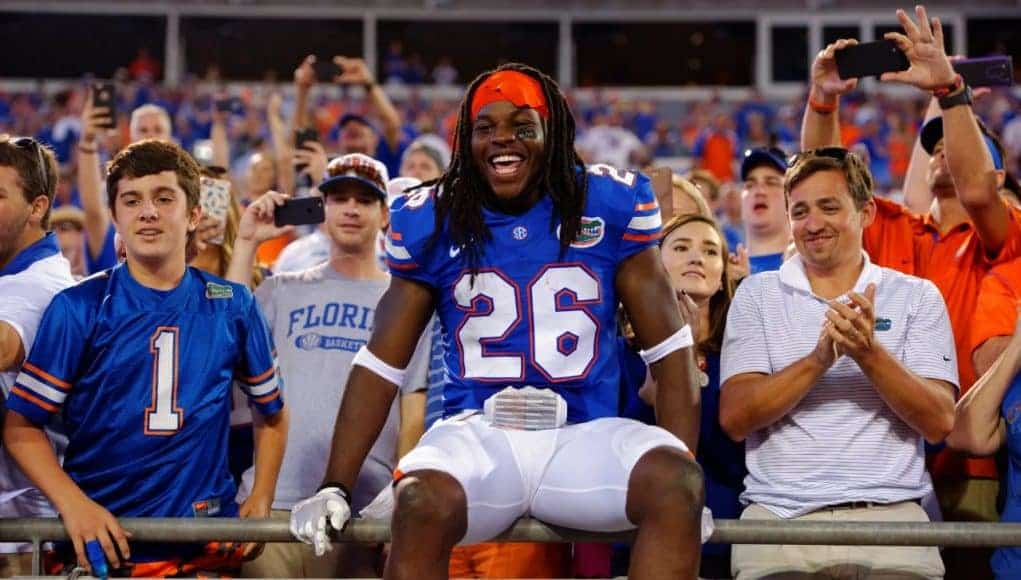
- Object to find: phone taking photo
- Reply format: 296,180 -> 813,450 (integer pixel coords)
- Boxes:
835,40 -> 910,80
274,196 -> 325,227
954,56 -> 1014,87
91,82 -> 117,129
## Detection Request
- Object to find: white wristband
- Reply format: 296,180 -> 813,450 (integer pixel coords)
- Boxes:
639,325 -> 694,365
351,346 -> 406,387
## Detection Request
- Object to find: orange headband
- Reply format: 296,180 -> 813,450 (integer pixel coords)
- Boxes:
470,70 -> 549,122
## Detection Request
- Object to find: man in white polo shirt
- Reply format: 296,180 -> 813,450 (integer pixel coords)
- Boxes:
719,148 -> 957,579
0,136 -> 74,576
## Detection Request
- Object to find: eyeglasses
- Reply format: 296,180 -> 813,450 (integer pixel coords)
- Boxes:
787,146 -> 855,168
10,137 -> 50,198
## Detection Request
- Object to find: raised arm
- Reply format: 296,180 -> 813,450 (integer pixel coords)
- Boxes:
334,57 -> 402,151
77,90 -> 113,261
616,246 -> 699,450
882,6 -> 1009,253
801,39 -> 859,151
266,93 -> 295,196
211,96 -> 231,170
902,98 -> 942,214
225,191 -> 294,286
292,55 -> 316,133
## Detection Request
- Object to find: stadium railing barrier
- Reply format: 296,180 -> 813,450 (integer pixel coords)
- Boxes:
4,517 -> 1021,576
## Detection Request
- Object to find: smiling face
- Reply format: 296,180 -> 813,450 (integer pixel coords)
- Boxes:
323,182 -> 388,255
112,170 -> 200,267
470,100 -> 546,203
788,169 -> 874,273
660,219 -> 725,302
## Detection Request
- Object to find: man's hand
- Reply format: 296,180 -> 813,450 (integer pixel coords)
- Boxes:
333,56 -> 377,87
811,38 -> 860,98
290,488 -> 351,557
237,493 -> 273,560
80,91 -> 113,148
294,141 -> 329,186
60,495 -> 131,574
824,283 -> 878,361
237,191 -> 294,244
881,6 -> 957,90
294,55 -> 317,90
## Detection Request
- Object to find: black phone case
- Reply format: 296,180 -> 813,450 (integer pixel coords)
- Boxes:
92,82 -> 117,129
274,197 -> 325,227
835,40 -> 910,80
954,56 -> 1014,87
294,128 -> 318,149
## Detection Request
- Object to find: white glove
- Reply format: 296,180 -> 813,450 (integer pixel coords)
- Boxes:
289,487 -> 351,556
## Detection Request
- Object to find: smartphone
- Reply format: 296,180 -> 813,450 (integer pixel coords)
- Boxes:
835,40 -> 910,80
314,60 -> 344,82
274,196 -> 325,227
91,82 -> 117,129
954,55 -> 1014,87
294,127 -> 318,150
215,96 -> 240,114
199,177 -> 232,245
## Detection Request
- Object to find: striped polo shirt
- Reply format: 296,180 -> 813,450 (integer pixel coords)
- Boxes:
721,252 -> 958,518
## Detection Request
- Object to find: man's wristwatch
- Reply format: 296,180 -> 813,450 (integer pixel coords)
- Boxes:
934,74 -> 972,110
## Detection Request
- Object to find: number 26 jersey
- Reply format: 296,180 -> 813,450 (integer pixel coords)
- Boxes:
386,166 -> 662,424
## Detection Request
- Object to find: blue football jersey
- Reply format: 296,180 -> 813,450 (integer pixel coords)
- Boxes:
386,165 -> 662,423
7,264 -> 283,561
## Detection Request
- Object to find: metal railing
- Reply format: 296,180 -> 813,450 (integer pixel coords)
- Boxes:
4,517 -> 1021,576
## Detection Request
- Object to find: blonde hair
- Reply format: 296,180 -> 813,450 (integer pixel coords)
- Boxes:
670,174 -> 713,219
129,104 -> 172,142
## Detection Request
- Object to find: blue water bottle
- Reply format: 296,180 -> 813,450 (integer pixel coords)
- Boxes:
85,540 -> 109,580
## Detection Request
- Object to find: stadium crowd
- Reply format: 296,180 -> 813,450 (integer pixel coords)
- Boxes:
2,4 -> 1021,579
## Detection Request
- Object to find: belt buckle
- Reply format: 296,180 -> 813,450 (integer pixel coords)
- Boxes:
483,386 -> 567,430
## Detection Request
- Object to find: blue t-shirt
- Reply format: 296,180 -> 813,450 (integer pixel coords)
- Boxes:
7,265 -> 284,562
993,371 -> 1021,578
749,252 -> 784,275
386,166 -> 662,424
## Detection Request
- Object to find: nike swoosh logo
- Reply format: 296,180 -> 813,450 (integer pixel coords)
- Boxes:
449,246 -> 461,258
942,355 -> 952,362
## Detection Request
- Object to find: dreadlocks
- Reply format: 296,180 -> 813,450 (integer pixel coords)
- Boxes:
425,62 -> 587,275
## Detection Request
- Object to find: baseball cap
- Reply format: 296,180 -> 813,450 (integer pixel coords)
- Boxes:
50,205 -> 85,229
319,153 -> 390,199
337,113 -> 375,132
919,117 -> 1004,170
740,147 -> 788,181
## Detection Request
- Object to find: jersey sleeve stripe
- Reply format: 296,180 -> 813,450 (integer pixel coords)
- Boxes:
622,232 -> 663,242
254,390 -> 281,404
627,213 -> 663,232
635,201 -> 659,212
22,362 -> 71,390
243,377 -> 279,397
390,231 -> 404,241
15,373 -> 68,405
10,386 -> 59,413
240,367 -> 275,385
386,259 -> 420,271
385,237 -> 413,260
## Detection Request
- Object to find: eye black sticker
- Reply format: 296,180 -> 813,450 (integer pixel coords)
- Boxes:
515,126 -> 538,140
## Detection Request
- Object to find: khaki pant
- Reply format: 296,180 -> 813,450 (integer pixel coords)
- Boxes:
732,502 -> 945,580
0,553 -> 33,578
240,510 -> 379,578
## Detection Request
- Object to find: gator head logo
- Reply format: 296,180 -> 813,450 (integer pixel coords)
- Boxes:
562,216 -> 605,248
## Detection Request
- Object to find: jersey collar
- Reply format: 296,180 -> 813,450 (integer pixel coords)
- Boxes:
0,232 -> 60,277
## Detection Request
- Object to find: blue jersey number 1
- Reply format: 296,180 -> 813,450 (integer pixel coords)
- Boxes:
144,327 -> 183,435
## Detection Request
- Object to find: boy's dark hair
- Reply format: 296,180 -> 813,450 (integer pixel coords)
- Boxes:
106,139 -> 200,214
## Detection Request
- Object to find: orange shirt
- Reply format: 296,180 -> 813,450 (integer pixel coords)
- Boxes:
698,133 -> 735,183
255,234 -> 294,269
864,197 -> 1021,479
970,258 -> 1021,356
